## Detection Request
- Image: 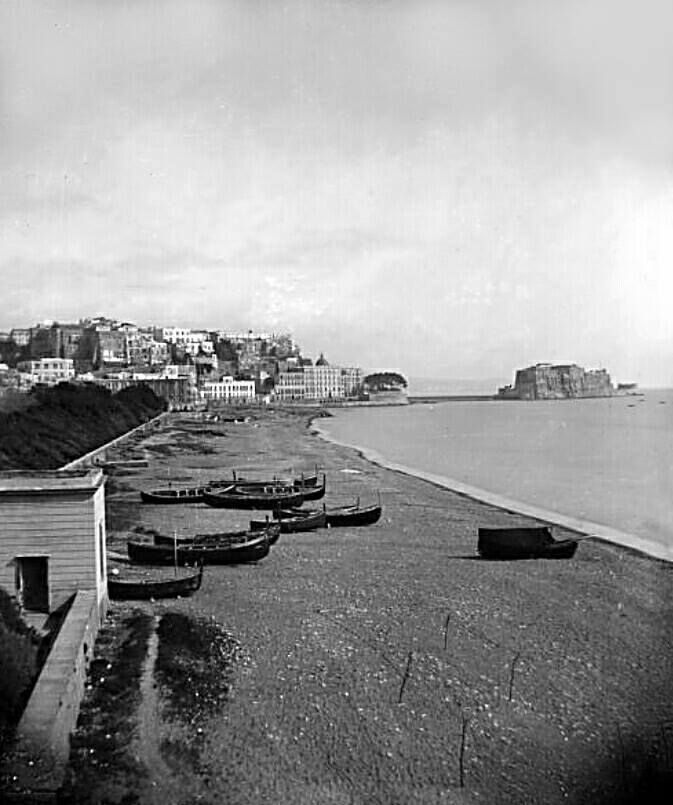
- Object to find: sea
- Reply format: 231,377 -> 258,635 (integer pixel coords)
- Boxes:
316,388 -> 673,562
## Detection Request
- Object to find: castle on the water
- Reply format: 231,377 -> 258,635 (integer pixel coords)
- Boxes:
497,363 -> 614,400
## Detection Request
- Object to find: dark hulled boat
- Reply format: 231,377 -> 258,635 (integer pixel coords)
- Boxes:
294,474 -> 326,501
324,501 -> 382,527
250,509 -> 326,533
477,527 -> 579,560
108,565 -> 203,600
127,532 -> 271,565
203,484 -> 305,510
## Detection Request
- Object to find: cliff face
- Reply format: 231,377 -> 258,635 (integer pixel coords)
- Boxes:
503,364 -> 613,400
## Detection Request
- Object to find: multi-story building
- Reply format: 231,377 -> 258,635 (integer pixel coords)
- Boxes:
274,369 -> 307,401
340,367 -> 364,397
17,358 -> 75,386
304,363 -> 345,401
201,376 -> 256,404
10,328 -> 31,347
96,331 -> 127,366
155,327 -> 213,356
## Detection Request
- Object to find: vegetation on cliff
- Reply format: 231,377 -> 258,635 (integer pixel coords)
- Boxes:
0,383 -> 166,470
364,371 -> 408,391
0,587 -> 40,753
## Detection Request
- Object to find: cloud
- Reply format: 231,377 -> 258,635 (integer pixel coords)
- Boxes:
1,1 -> 672,384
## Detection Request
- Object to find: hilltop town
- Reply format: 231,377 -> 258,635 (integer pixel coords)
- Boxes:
0,317 -> 394,407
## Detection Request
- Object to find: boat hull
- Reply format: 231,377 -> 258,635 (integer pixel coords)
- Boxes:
127,534 -> 271,565
154,526 -> 280,546
203,486 -> 305,510
477,527 -> 578,560
250,510 -> 326,533
108,567 -> 203,600
324,504 -> 382,527
140,487 -> 209,504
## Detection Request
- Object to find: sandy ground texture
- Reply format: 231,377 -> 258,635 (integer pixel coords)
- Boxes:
68,407 -> 673,805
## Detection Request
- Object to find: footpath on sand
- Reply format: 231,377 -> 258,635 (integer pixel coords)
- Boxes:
68,408 -> 673,804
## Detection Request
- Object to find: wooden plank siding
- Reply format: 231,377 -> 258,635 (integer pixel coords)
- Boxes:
0,485 -> 107,613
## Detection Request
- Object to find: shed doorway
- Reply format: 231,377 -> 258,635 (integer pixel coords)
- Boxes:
16,556 -> 49,612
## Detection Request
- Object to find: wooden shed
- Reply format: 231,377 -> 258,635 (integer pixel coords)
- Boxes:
0,469 -> 108,616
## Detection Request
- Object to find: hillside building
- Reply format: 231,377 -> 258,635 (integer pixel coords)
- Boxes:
17,358 -> 75,386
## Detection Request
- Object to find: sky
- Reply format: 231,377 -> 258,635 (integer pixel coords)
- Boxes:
1,0 -> 673,387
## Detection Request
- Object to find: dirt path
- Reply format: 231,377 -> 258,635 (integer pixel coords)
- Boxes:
135,617 -> 175,804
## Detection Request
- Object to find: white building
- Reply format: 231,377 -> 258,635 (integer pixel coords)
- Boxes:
201,376 -> 256,404
274,370 -> 307,401
17,358 -> 75,386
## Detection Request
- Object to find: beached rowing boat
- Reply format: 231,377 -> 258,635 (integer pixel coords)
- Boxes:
324,500 -> 382,527
203,484 -> 305,510
250,509 -> 326,533
127,531 -> 271,564
294,474 -> 326,501
140,486 -> 211,504
477,527 -> 578,560
107,564 -> 203,600
153,525 -> 280,546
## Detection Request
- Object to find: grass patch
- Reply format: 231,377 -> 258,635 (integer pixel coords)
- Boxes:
61,608 -> 154,804
155,613 -> 242,771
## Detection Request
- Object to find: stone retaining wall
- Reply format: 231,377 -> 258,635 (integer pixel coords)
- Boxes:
0,591 -> 106,803
60,410 -> 169,470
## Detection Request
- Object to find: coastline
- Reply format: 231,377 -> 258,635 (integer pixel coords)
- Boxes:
311,418 -> 673,564
66,407 -> 673,803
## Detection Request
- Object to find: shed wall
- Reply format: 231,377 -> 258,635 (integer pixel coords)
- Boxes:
0,489 -> 104,612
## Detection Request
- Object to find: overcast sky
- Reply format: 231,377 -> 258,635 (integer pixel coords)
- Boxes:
1,0 -> 672,386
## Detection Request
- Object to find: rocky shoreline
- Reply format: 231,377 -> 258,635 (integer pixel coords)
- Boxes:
69,407 -> 673,804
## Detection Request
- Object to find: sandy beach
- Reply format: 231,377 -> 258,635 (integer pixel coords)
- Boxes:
66,407 -> 673,804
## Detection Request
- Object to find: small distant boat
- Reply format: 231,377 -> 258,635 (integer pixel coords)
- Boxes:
477,527 -> 578,560
108,564 -> 203,600
127,532 -> 271,565
324,498 -> 382,527
250,509 -> 326,533
96,458 -> 149,470
203,484 -> 305,510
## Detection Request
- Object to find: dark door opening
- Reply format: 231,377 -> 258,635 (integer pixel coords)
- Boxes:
16,557 -> 49,613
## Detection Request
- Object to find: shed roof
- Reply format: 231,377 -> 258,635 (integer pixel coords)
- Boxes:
0,469 -> 104,496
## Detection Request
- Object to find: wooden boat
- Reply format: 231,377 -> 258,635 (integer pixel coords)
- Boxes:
324,500 -> 382,527
96,458 -> 149,470
108,565 -> 203,600
153,525 -> 280,546
477,527 -> 579,560
294,474 -> 326,501
250,509 -> 326,533
232,467 -> 320,488
127,532 -> 271,565
140,486 -> 211,504
203,484 -> 305,510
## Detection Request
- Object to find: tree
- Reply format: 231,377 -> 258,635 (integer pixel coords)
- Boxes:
364,372 -> 408,391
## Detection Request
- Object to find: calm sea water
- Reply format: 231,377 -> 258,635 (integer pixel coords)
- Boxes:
318,389 -> 673,556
